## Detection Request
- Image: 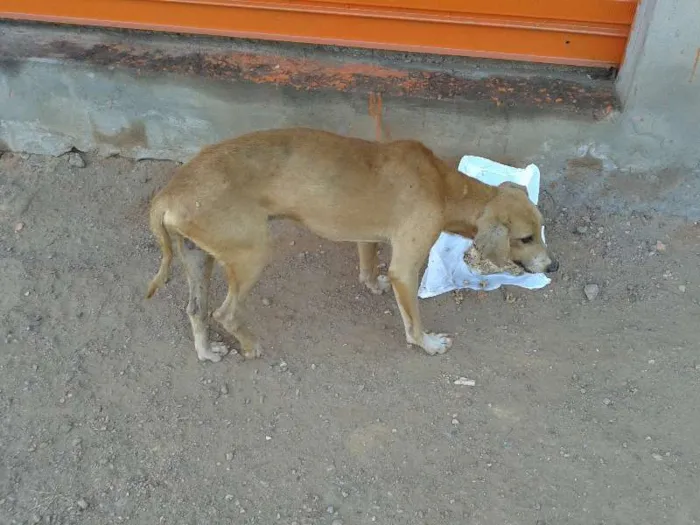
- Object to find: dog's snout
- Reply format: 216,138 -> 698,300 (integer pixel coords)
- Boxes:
545,260 -> 560,274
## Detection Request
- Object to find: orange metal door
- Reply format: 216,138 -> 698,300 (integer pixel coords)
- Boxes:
0,0 -> 639,67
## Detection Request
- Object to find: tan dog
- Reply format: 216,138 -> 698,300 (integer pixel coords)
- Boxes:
146,128 -> 558,362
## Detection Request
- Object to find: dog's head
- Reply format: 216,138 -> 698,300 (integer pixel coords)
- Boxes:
474,182 -> 559,274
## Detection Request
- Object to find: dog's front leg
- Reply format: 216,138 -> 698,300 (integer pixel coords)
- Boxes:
389,238 -> 452,355
358,242 -> 391,295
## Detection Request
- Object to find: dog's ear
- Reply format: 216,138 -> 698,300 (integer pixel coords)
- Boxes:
499,181 -> 528,194
475,212 -> 509,266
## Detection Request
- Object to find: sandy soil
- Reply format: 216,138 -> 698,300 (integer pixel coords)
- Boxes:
1,151 -> 699,525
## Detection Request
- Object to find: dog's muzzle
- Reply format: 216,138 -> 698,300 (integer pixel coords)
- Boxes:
515,259 -> 560,274
545,260 -> 560,274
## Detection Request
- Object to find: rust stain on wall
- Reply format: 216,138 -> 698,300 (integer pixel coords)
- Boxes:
689,47 -> 700,83
93,121 -> 148,149
38,40 -> 619,114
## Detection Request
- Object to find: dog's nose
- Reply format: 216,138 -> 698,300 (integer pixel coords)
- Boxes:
545,260 -> 560,273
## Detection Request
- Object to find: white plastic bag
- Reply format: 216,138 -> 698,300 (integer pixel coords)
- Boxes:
417,156 -> 551,299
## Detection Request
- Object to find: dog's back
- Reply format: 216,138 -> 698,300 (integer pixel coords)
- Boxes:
155,128 -> 449,241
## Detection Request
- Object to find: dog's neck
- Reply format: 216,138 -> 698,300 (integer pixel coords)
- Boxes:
441,167 -> 498,238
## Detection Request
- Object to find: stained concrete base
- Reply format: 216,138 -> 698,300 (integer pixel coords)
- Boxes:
1,23 -> 699,218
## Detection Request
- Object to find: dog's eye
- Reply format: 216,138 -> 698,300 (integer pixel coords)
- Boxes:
521,235 -> 534,244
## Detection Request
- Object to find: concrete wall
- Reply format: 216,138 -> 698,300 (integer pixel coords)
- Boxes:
616,0 -> 700,169
0,0 -> 699,176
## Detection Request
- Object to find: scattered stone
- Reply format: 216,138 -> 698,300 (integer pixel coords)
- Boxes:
225,494 -> 234,501
68,152 -> 86,168
453,377 -> 476,386
226,452 -> 234,461
504,292 -> 516,304
678,285 -> 686,293
451,418 -> 460,425
584,284 -> 600,301
311,364 -> 316,370
655,241 -> 667,252
651,453 -> 663,461
332,520 -> 344,525
575,226 -> 588,235
603,397 -> 612,406
14,222 -> 24,233
262,297 -> 271,306
265,435 -> 272,441
76,498 -> 89,511
327,506 -> 335,514
220,384 -> 229,395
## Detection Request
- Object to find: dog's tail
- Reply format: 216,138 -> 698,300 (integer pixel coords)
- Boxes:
146,197 -> 173,299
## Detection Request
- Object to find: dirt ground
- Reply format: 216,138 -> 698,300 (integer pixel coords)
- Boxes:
1,151 -> 699,525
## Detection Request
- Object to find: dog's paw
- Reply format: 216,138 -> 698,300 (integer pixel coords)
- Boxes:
363,274 -> 392,295
240,341 -> 263,360
420,332 -> 452,355
197,342 -> 230,363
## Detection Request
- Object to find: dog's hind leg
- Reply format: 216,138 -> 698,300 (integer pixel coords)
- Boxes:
358,242 -> 391,295
212,235 -> 270,359
177,236 -> 229,362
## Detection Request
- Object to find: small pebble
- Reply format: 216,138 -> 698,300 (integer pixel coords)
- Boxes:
68,152 -> 86,168
262,298 -> 271,306
225,494 -> 234,501
220,385 -> 229,395
603,398 -> 612,406
651,453 -> 663,461
265,435 -> 272,441
655,241 -> 667,252
453,377 -> 476,386
584,284 -> 600,301
576,226 -> 588,235
327,506 -> 335,514
451,418 -> 459,425
332,520 -> 344,525
14,222 -> 24,233
226,452 -> 234,461
311,364 -> 316,370
678,285 -> 686,293
76,498 -> 89,511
